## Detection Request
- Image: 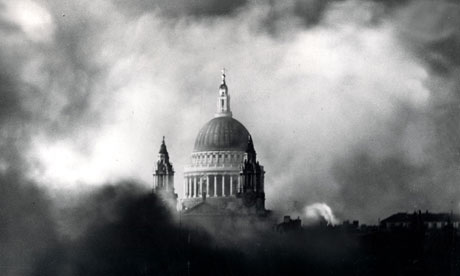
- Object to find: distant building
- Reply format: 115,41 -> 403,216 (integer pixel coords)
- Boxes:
341,220 -> 360,231
380,211 -> 460,230
276,216 -> 302,232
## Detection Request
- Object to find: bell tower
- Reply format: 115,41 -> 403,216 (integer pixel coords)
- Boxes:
238,135 -> 266,212
153,137 -> 176,207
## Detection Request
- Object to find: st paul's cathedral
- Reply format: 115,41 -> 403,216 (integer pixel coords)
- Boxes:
152,70 -> 269,221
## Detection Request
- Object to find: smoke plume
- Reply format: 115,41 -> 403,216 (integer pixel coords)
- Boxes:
305,203 -> 339,225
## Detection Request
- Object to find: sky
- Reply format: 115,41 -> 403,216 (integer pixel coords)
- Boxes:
1,0 -> 460,223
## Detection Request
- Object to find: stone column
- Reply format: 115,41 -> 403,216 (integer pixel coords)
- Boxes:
214,175 -> 217,197
199,176 -> 203,196
186,177 -> 189,198
222,175 -> 225,196
193,177 -> 197,197
230,175 -> 233,195
237,176 -> 241,193
206,175 -> 210,196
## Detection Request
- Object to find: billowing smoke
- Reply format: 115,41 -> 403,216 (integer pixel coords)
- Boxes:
2,0 -> 460,274
305,203 -> 339,226
1,0 -> 460,225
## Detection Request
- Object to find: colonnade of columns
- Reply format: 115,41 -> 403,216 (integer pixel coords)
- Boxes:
191,152 -> 243,167
184,174 -> 239,198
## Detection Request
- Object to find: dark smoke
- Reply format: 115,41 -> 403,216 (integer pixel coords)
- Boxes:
0,177 -> 359,276
0,171 -> 60,276
40,182 -> 360,276
2,176 -> 459,276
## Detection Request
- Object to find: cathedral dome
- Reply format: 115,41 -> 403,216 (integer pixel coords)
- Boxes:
182,70 -> 265,212
193,116 -> 250,152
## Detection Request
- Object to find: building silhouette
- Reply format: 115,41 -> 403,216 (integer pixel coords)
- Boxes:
380,211 -> 460,230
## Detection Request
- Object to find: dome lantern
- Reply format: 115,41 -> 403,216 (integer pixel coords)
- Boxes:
215,68 -> 232,118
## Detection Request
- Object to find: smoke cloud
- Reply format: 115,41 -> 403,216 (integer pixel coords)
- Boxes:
1,0 -> 460,223
305,203 -> 339,225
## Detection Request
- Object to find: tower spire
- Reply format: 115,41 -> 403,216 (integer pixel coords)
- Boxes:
153,136 -> 175,195
159,136 -> 168,155
246,135 -> 255,155
215,68 -> 232,117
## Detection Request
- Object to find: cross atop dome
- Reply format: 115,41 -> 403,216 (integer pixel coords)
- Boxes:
221,68 -> 226,84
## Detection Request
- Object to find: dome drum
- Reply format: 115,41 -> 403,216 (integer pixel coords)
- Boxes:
185,151 -> 245,171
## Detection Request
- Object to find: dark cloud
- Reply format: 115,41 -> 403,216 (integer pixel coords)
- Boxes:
393,0 -> 460,74
333,153 -> 431,222
0,1 -> 114,148
112,0 -> 249,17
0,60 -> 28,125
0,171 -> 60,276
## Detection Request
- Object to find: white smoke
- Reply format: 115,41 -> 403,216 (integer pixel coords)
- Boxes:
304,203 -> 339,226
3,0 -> 460,222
